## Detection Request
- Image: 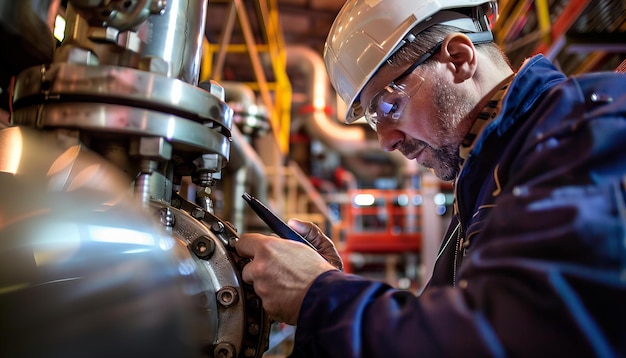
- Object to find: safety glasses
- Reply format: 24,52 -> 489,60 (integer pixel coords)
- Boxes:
363,29 -> 494,131
364,41 -> 443,131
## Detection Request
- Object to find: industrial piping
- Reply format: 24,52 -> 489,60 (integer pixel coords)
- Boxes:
285,45 -> 416,180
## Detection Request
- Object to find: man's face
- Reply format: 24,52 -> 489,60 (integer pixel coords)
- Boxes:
360,62 -> 479,181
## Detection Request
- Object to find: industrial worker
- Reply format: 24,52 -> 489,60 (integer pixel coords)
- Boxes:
236,0 -> 626,356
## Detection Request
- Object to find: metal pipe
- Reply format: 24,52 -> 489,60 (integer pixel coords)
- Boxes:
286,45 -> 372,152
285,45 -> 412,178
142,0 -> 207,85
219,81 -> 268,230
225,125 -> 268,230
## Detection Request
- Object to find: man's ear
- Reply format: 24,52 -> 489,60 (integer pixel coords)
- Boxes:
439,33 -> 477,83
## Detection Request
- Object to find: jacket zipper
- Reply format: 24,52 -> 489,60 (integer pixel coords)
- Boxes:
452,222 -> 463,287
452,172 -> 466,287
452,171 -> 462,287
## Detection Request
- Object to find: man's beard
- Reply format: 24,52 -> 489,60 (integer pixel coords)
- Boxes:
423,144 -> 460,181
410,80 -> 479,182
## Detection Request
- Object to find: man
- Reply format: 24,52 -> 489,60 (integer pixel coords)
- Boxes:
236,0 -> 626,356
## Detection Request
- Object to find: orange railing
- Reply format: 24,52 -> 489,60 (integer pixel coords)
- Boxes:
338,189 -> 422,273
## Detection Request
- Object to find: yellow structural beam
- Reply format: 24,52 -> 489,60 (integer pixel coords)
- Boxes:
258,0 -> 292,155
202,0 -> 292,155
494,0 -> 552,51
494,0 -> 532,44
534,0 -> 552,44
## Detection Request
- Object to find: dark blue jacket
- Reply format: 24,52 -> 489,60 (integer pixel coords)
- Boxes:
290,55 -> 626,357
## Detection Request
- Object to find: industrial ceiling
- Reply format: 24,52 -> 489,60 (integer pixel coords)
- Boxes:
204,0 -> 626,83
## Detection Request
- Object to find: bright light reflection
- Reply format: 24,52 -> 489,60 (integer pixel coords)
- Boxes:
122,248 -> 151,254
163,4 -> 178,69
89,226 -> 155,246
0,128 -> 23,175
353,193 -> 375,206
54,15 -> 65,42
412,195 -> 423,206
166,118 -> 176,139
171,80 -> 183,105
434,193 -> 446,206
178,258 -> 196,276
159,237 -> 175,251
398,278 -> 411,290
396,194 -> 408,206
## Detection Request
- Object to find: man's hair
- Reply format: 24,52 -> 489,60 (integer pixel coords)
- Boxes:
387,24 -> 512,71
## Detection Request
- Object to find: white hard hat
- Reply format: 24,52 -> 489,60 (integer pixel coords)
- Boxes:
324,0 -> 498,124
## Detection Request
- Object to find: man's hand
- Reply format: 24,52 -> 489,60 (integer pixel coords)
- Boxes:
287,218 -> 343,271
235,220 -> 340,325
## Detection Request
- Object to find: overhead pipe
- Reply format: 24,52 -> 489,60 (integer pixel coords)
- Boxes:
285,45 -> 415,180
286,45 -> 375,152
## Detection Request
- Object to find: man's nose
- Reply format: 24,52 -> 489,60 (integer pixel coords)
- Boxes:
377,125 -> 403,152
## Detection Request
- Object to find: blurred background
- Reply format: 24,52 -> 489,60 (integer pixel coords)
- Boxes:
0,0 -> 624,357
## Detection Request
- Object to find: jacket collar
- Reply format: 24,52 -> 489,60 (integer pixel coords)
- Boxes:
467,54 -> 567,158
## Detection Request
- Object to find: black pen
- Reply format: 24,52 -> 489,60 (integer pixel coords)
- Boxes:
242,192 -> 318,251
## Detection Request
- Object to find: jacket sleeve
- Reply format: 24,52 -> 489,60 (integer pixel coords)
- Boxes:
291,270 -> 506,357
289,73 -> 626,358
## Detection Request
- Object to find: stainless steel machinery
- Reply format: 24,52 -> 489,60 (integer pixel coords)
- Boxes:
0,1 -> 271,357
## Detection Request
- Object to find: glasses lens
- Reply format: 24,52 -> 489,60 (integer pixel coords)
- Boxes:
364,73 -> 425,131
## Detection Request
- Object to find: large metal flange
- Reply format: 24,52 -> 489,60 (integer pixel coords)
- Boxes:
155,192 -> 271,357
11,63 -> 233,157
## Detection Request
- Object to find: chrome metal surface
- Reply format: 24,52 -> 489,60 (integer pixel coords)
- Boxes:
12,102 -> 231,157
71,0 -> 166,30
155,194 -> 271,357
0,126 -> 271,357
0,126 -> 209,357
142,0 -> 207,85
0,0 -> 272,356
12,63 -> 233,131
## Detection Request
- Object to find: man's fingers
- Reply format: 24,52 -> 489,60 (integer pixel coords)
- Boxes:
287,219 -> 343,271
287,218 -> 315,238
235,233 -> 265,258
240,262 -> 254,284
288,219 -> 325,246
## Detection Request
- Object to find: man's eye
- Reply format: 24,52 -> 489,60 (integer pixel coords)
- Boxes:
380,101 -> 398,117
